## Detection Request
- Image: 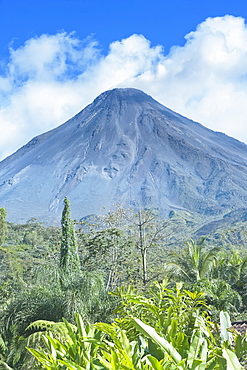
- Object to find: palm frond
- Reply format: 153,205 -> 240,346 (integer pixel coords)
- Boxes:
26,320 -> 76,346
199,246 -> 220,279
0,335 -> 6,356
0,361 -> 14,370
167,239 -> 221,283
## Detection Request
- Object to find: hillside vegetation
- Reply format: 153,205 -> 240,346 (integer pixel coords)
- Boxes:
0,201 -> 247,369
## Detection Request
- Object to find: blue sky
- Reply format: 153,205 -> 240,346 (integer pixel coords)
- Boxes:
1,0 -> 247,159
1,0 -> 246,58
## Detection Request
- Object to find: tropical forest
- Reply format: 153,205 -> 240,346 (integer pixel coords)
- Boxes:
0,199 -> 247,369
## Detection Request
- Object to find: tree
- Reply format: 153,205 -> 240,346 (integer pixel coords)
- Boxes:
78,207 -> 171,289
166,240 -> 244,316
213,248 -> 247,285
212,248 -> 247,307
194,278 -> 242,315
59,197 -> 80,275
0,208 -> 7,247
79,208 -> 137,291
122,208 -> 168,287
83,228 -> 132,291
167,238 -> 220,283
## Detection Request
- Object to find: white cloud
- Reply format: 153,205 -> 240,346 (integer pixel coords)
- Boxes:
1,15 -> 247,160
126,15 -> 247,140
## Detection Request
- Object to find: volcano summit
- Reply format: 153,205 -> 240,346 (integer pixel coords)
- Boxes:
0,88 -> 247,224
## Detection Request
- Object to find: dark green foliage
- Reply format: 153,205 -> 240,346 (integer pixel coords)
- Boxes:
60,197 -> 80,275
1,286 -> 65,339
0,221 -> 61,310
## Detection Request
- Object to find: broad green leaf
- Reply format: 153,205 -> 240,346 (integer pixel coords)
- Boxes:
26,348 -> 56,368
120,330 -> 132,357
234,334 -> 247,359
76,314 -> 86,338
46,336 -> 57,361
206,359 -> 220,370
110,349 -> 119,370
190,359 -> 204,370
145,355 -> 165,370
220,312 -> 232,343
133,318 -> 182,364
197,339 -> 208,370
147,338 -> 164,361
98,353 -> 112,369
222,348 -> 244,370
58,358 -> 85,370
187,329 -> 203,367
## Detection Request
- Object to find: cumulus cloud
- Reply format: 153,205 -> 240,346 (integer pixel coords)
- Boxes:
1,15 -> 247,160
135,15 -> 247,139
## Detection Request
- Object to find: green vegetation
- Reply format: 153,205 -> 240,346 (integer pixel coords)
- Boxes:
0,208 -> 7,247
27,283 -> 247,369
0,201 -> 247,368
60,197 -> 80,275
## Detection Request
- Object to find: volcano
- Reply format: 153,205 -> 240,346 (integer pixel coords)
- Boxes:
1,88 -> 247,224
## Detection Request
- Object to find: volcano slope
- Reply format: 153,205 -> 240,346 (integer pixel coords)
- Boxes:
0,88 -> 247,225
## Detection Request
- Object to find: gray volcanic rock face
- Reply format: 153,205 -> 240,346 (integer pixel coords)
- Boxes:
1,88 -> 247,224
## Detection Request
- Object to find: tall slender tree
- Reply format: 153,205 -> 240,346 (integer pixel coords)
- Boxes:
60,197 -> 80,275
0,208 -> 7,246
